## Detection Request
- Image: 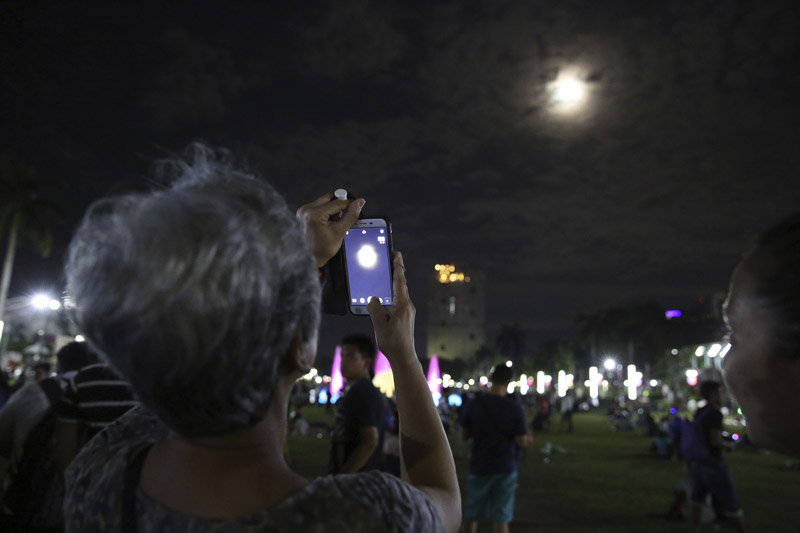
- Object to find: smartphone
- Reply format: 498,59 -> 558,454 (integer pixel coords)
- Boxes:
343,217 -> 393,315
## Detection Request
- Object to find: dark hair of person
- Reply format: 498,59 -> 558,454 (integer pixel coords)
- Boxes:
341,334 -> 376,364
699,380 -> 722,400
749,212 -> 800,356
490,364 -> 513,385
56,341 -> 100,374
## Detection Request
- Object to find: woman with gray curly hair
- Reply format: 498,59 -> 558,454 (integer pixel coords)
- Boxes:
62,146 -> 460,532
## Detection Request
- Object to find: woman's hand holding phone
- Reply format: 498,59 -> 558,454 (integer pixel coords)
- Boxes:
367,252 -> 416,363
296,193 -> 365,268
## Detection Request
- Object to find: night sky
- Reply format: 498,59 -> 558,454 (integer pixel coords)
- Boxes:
2,1 -> 799,360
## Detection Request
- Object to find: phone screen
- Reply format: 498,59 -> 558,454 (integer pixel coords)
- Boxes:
343,221 -> 392,312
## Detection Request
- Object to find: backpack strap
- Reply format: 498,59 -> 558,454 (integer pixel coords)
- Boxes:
121,444 -> 150,533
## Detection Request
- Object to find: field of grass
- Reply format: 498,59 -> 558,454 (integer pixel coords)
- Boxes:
287,407 -> 800,532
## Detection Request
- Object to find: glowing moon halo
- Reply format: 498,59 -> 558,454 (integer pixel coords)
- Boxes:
356,245 -> 378,268
548,72 -> 588,114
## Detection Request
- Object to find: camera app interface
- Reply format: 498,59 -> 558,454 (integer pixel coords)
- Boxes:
344,226 -> 392,306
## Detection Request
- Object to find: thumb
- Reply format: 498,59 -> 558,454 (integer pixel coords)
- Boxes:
335,198 -> 365,231
366,296 -> 387,327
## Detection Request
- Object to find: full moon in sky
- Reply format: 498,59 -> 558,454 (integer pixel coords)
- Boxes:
357,245 -> 378,268
549,70 -> 588,114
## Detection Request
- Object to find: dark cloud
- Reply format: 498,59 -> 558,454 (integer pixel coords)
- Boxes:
1,0 -> 799,350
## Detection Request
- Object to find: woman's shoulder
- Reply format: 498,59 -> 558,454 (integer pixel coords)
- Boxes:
64,405 -> 169,530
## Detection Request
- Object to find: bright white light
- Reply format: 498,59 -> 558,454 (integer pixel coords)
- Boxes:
627,365 -> 638,400
49,299 -> 61,311
0,321 -> 4,344
708,344 -> 722,358
552,78 -> 585,104
75,334 -> 85,342
536,371 -> 545,395
685,369 -> 699,387
557,370 -> 567,397
507,382 -> 515,394
603,358 -> 616,371
442,374 -> 451,382
520,374 -> 528,395
468,379 -> 475,386
589,366 -> 599,399
720,343 -> 731,358
479,376 -> 488,386
649,379 -> 658,387
32,295 -> 50,309
671,349 -> 679,355
695,346 -> 705,357
505,360 -> 513,367
314,376 -> 322,384
356,245 -> 378,268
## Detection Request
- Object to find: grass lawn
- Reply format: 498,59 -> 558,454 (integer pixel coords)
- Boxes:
287,407 -> 800,532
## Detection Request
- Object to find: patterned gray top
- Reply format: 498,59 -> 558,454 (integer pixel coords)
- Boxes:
64,406 -> 443,532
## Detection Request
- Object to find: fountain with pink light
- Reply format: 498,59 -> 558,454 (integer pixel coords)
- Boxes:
426,354 -> 441,404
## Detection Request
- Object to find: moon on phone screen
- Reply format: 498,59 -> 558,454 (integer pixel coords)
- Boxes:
357,245 -> 378,269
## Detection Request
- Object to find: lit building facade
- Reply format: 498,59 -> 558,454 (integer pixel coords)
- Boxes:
426,264 -> 485,361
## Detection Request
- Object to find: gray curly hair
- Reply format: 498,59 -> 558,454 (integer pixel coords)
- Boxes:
65,144 -> 321,437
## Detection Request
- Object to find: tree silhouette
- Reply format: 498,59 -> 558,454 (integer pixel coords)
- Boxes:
495,323 -> 527,365
0,155 -> 64,336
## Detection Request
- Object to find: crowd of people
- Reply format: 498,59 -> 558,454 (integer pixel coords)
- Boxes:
0,144 -> 797,531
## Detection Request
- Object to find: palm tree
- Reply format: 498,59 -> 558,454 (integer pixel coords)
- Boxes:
0,155 -> 64,336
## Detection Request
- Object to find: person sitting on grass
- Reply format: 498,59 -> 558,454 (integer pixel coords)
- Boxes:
60,145 -> 461,532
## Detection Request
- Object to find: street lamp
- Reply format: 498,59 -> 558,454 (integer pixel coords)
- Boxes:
603,358 -> 616,371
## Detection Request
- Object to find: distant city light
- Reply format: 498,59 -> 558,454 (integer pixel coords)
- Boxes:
695,346 -> 705,357
665,310 -> 682,318
685,369 -> 699,387
649,379 -> 658,387
671,349 -> 679,355
75,334 -> 85,342
557,370 -> 567,397
732,433 -> 740,441
720,343 -> 731,358
505,360 -> 513,367
627,365 -> 638,400
448,393 -> 463,407
669,408 -> 677,415
603,358 -> 616,371
707,344 -> 722,358
519,374 -> 528,395
434,264 -> 470,284
536,371 -> 545,394
588,366 -> 599,399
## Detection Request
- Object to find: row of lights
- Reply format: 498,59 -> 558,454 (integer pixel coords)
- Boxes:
434,264 -> 471,284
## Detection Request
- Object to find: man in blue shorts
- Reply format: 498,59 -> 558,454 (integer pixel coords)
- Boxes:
460,364 -> 532,533
688,381 -> 747,532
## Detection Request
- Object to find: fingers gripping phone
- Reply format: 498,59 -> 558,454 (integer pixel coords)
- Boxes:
343,217 -> 393,315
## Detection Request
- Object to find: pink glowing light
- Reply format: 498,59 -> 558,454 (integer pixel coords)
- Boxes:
331,346 -> 344,398
427,354 -> 441,398
374,350 -> 391,376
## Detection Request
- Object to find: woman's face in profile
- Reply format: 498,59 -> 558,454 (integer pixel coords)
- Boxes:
722,256 -> 800,457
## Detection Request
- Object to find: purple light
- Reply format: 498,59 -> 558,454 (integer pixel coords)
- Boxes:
665,310 -> 682,318
732,433 -> 740,441
669,408 -> 677,414
374,350 -> 391,376
427,354 -> 441,398
331,346 -> 344,398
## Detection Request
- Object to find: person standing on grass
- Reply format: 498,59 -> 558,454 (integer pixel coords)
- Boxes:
460,364 -> 532,533
687,381 -> 747,533
559,389 -> 575,433
329,333 -> 386,474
